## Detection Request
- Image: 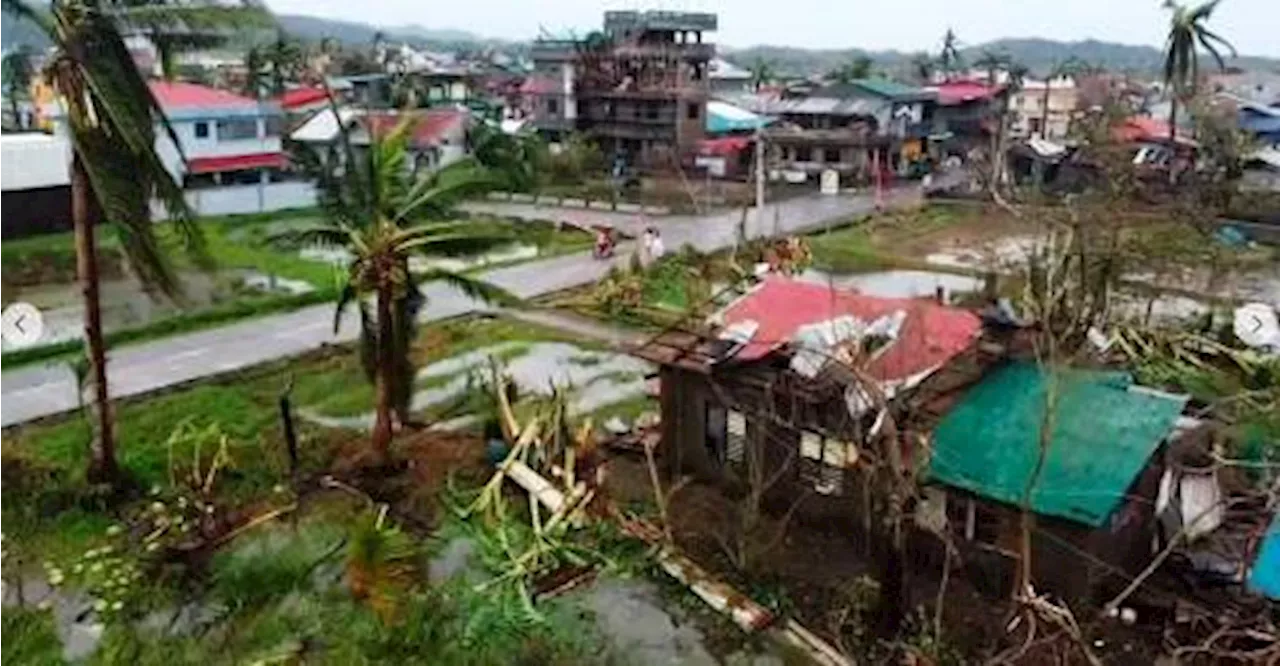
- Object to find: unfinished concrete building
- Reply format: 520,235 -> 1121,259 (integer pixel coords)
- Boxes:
529,10 -> 716,169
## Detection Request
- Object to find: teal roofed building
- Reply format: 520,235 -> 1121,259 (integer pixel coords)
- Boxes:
923,362 -> 1188,599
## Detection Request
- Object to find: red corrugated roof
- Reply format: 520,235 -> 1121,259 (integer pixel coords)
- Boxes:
188,152 -> 287,174
519,76 -> 560,95
1112,116 -> 1197,146
362,110 -> 466,147
278,87 -> 328,110
933,79 -> 1003,106
718,276 -> 981,382
148,81 -> 258,109
698,136 -> 752,156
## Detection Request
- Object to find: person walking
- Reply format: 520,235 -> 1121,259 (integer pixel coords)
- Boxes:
648,227 -> 665,261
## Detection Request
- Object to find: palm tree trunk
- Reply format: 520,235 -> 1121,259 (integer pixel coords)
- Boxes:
73,154 -> 118,485
370,283 -> 395,461
1168,94 -> 1179,185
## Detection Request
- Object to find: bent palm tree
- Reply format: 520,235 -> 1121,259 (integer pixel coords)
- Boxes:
1162,0 -> 1236,144
2,46 -> 34,128
289,116 -> 513,460
3,0 -> 263,484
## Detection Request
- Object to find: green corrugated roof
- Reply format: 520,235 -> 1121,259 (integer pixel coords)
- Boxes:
851,78 -> 932,100
928,362 -> 1187,527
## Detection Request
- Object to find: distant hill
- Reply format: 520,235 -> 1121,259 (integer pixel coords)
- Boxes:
274,14 -> 501,50
724,38 -> 1280,79
5,11 -> 1278,77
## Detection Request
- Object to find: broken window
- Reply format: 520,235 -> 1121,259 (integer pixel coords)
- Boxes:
686,102 -> 700,120
799,431 -> 851,495
706,402 -> 727,466
726,410 -> 747,466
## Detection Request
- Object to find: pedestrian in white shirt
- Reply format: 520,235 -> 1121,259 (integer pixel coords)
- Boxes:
649,227 -> 665,260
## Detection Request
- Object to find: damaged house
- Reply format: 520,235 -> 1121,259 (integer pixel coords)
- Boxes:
630,275 -> 1272,602
919,362 -> 1189,599
631,275 -> 982,505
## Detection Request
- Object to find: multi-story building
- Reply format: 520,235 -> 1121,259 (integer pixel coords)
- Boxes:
44,80 -> 314,218
530,10 -> 717,169
1009,77 -> 1078,140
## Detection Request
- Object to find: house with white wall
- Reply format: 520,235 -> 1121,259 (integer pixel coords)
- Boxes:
1010,77 -> 1079,140
290,106 -> 471,174
46,80 -> 316,218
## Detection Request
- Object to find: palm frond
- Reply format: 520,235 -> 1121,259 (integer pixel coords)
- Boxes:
334,281 -> 358,334
395,166 -> 496,223
271,223 -> 353,249
416,269 -> 518,308
397,231 -> 513,259
1187,0 -> 1222,21
113,1 -> 272,32
2,0 -> 54,34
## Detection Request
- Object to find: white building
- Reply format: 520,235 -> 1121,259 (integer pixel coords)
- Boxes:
290,106 -> 471,174
46,80 -> 315,218
1,133 -> 73,237
1009,77 -> 1079,140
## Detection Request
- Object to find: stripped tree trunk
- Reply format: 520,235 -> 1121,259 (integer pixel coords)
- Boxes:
73,154 -> 118,485
370,282 -> 395,461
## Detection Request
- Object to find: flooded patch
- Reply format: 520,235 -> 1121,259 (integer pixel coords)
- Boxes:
298,243 -> 540,273
799,269 -> 984,300
924,235 -> 1038,272
3,576 -> 104,661
298,342 -> 652,431
2,270 -> 314,351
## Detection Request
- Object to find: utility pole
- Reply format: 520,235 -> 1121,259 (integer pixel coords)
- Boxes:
754,122 -> 765,239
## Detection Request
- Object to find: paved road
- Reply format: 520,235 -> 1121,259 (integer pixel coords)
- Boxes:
2,186 -> 917,427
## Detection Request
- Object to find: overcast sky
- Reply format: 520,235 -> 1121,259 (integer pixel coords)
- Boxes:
265,0 -> 1277,57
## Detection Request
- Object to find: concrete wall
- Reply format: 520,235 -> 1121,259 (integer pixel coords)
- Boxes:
152,181 -> 316,219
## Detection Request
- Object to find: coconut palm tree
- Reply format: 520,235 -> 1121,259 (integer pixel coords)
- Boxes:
938,28 -> 963,79
972,49 -> 1009,86
748,58 -> 775,93
1161,0 -> 1236,144
2,46 -> 34,128
909,52 -> 934,85
287,115 -> 514,461
120,0 -> 266,80
827,55 -> 873,84
2,0 -> 266,484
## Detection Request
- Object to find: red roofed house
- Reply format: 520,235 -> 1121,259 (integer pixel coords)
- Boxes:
290,107 -> 470,174
630,275 -> 982,505
929,78 -> 1007,157
46,80 -> 314,217
277,86 -> 332,125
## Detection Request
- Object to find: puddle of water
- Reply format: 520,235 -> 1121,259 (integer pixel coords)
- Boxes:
925,235 -> 1037,271
298,243 -> 539,273
239,272 -> 314,296
579,577 -> 719,666
3,575 -> 104,661
1,268 -> 320,352
298,342 -> 651,432
800,269 -> 984,300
